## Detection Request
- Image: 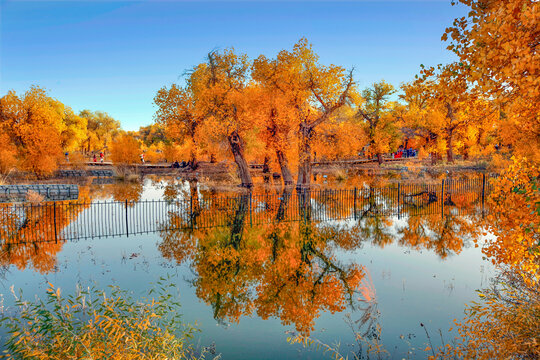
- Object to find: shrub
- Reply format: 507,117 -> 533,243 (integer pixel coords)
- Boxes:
0,278 -> 207,360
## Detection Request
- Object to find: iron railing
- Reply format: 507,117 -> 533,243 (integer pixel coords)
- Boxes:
0,177 -> 491,244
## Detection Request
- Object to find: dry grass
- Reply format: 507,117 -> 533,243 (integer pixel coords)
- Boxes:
26,190 -> 45,203
114,166 -> 140,182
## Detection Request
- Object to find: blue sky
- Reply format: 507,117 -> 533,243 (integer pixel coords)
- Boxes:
0,0 -> 466,130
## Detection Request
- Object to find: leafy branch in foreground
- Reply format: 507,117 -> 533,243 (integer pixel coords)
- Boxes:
0,277 -> 215,360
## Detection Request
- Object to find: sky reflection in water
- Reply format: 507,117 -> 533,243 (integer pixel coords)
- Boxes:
0,178 -> 494,359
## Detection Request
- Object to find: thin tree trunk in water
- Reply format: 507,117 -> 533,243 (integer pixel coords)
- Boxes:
211,193 -> 249,322
189,179 -> 200,227
230,193 -> 249,249
296,124 -> 312,190
271,187 -> 293,261
275,149 -> 294,186
228,130 -> 253,188
298,188 -> 312,222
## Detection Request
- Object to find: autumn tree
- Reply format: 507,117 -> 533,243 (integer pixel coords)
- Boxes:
405,64 -> 497,163
311,105 -> 367,162
356,80 -> 400,164
156,49 -> 256,187
253,39 -> 356,189
80,110 -> 121,153
251,55 -> 299,185
253,41 -> 365,185
443,0 -> 539,161
137,123 -> 168,147
61,107 -> 88,152
0,86 -> 65,176
291,40 -> 355,189
154,84 -> 201,168
0,131 -> 17,175
430,2 -> 540,358
109,134 -> 141,165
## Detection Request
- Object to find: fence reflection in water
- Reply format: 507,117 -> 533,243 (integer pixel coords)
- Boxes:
0,177 -> 490,244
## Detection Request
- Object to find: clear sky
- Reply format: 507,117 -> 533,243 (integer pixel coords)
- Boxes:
0,0 -> 467,131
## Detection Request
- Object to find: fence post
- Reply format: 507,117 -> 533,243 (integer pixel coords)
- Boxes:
481,173 -> 486,217
397,183 -> 401,219
125,200 -> 129,237
190,192 -> 194,230
249,192 -> 253,227
53,202 -> 57,243
353,187 -> 357,220
441,179 -> 445,218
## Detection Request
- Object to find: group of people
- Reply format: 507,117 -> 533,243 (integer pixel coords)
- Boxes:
392,147 -> 417,159
92,152 -> 105,163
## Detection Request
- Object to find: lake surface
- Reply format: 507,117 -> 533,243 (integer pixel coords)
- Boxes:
0,177 -> 494,359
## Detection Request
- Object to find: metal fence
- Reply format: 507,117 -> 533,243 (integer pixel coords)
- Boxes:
0,176 -> 491,244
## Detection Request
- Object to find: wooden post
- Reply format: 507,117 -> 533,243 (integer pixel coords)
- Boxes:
249,192 -> 253,227
53,202 -> 58,243
125,200 -> 129,237
397,183 -> 401,219
353,187 -> 357,220
190,192 -> 194,230
441,179 -> 445,218
481,173 -> 486,217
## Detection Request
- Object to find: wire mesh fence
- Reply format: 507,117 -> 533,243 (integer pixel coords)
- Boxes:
0,177 -> 491,244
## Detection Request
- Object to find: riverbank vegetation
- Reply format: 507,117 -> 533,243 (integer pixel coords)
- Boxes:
0,278 -> 212,360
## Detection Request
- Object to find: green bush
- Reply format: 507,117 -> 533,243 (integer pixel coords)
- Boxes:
0,277 -> 210,360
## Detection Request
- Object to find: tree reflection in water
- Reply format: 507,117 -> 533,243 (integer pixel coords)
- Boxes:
0,187 -> 94,273
0,180 -> 484,356
158,187 -> 482,344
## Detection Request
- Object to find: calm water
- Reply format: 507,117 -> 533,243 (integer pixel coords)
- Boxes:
0,177 -> 494,359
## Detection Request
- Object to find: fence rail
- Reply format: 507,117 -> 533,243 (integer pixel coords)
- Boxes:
0,177 -> 491,244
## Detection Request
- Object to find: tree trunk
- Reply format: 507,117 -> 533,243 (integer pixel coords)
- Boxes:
445,103 -> 456,164
275,149 -> 294,186
262,156 -> 270,184
376,153 -> 384,165
446,130 -> 455,163
228,130 -> 253,188
262,156 -> 270,174
189,149 -> 198,170
296,124 -> 312,190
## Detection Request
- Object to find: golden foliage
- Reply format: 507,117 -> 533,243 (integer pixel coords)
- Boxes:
443,0 -> 540,160
0,86 -> 64,176
110,134 -> 141,165
482,157 -> 539,282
